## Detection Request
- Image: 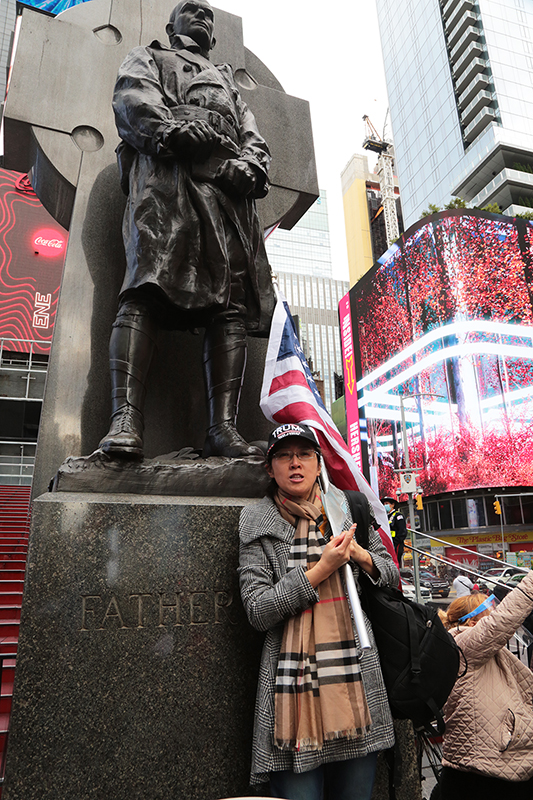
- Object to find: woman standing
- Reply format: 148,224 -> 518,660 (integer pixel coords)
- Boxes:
238,423 -> 399,800
439,574 -> 533,800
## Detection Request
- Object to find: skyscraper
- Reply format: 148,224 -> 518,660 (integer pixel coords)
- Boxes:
0,0 -> 16,105
341,153 -> 403,285
265,189 -> 332,278
265,190 -> 349,412
376,0 -> 533,226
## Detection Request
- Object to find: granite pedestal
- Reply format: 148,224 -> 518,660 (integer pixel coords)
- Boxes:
371,720 -> 423,800
3,493 -> 263,800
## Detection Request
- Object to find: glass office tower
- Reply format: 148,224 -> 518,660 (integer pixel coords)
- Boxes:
265,191 -> 349,412
376,0 -> 533,226
265,190 -> 332,278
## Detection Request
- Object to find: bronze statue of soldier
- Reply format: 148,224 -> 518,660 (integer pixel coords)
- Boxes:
99,0 -> 273,461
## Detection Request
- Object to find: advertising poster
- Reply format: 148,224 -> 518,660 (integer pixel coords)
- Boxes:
339,292 -> 364,472
0,170 -> 68,353
348,210 -> 533,497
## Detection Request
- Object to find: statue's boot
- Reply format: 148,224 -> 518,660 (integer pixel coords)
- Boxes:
99,312 -> 156,459
202,322 -> 263,458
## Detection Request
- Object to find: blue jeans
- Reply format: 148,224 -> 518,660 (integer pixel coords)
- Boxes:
269,752 -> 378,800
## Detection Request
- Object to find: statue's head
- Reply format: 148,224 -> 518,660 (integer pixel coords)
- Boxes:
167,1 -> 216,54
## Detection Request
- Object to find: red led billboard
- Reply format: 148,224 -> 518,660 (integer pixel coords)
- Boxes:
345,210 -> 533,497
0,170 -> 67,354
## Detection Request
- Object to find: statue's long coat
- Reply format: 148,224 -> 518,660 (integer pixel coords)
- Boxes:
113,35 -> 274,333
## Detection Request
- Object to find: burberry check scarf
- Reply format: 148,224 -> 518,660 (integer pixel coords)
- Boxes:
273,485 -> 372,752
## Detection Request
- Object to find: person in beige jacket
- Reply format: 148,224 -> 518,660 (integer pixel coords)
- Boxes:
438,571 -> 533,799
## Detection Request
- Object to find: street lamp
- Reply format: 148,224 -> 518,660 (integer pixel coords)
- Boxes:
398,392 -> 445,602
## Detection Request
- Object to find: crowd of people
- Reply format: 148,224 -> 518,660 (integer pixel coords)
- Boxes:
238,424 -> 533,800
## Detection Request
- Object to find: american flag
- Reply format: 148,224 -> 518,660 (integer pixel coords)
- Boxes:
260,292 -> 396,562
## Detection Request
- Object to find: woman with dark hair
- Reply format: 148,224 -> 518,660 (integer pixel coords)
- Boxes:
238,423 -> 399,800
437,576 -> 533,800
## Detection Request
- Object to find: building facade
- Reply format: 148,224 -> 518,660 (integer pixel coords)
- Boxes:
376,0 -> 533,226
265,189 -> 332,278
341,153 -> 403,285
265,190 -> 349,412
0,0 -> 16,109
0,168 -> 67,484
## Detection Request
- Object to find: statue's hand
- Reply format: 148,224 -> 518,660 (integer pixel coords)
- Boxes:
215,159 -> 257,196
169,120 -> 219,162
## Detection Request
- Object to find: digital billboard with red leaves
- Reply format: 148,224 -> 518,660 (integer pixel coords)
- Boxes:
0,169 -> 68,354
348,210 -> 533,496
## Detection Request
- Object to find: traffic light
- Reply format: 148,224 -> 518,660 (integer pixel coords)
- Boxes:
493,499 -> 502,515
416,494 -> 423,510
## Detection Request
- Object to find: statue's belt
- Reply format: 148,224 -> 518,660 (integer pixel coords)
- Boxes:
117,106 -> 247,193
172,105 -> 238,144
171,106 -> 242,183
189,156 -> 228,183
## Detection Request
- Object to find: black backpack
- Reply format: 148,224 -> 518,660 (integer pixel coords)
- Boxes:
345,490 -> 461,734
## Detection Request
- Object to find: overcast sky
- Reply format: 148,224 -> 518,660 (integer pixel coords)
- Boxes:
214,0 -> 390,281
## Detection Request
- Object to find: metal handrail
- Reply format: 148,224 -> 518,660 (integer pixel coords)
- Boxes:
0,652 -> 17,783
0,463 -> 34,484
412,530 -> 530,573
0,338 -> 48,404
404,527 -> 530,593
0,443 -> 35,484
405,541 -> 522,594
0,441 -> 36,450
0,338 -> 49,368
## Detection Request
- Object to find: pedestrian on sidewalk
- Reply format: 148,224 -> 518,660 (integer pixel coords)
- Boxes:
437,573 -> 533,800
451,572 -> 473,597
381,496 -> 406,566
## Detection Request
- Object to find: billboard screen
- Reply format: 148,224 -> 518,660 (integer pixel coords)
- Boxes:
0,169 -> 68,353
339,292 -> 364,473
18,0 -> 93,13
348,210 -> 533,497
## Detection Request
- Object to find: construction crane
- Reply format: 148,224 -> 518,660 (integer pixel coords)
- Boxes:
362,113 -> 399,247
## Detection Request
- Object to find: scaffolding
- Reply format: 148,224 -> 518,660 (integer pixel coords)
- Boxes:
362,114 -> 400,246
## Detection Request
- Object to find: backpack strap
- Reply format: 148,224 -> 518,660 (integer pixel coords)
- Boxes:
405,603 -> 421,681
423,699 -> 446,736
406,603 -> 447,736
344,490 -> 370,550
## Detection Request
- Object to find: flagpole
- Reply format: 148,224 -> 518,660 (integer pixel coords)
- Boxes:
319,462 -> 372,651
260,286 -> 390,650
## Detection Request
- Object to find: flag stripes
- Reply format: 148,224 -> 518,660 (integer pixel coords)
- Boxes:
261,292 -> 396,561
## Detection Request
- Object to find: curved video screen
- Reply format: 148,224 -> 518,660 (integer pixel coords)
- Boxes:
348,210 -> 533,496
18,0 -> 93,14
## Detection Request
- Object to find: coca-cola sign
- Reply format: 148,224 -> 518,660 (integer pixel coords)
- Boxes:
33,227 -> 66,257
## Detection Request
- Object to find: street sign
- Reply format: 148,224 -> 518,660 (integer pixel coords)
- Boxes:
400,471 -> 416,493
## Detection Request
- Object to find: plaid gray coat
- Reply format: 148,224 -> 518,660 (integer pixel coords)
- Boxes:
238,494 -> 399,785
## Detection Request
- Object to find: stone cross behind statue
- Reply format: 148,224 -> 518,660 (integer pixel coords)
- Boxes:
4,0 -> 318,497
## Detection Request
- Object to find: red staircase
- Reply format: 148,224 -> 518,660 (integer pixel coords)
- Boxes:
0,486 -> 31,791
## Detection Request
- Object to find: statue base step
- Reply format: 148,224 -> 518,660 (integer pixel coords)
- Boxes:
51,449 -> 270,497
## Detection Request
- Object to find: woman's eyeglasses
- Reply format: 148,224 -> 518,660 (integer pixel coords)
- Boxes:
271,449 -> 317,462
